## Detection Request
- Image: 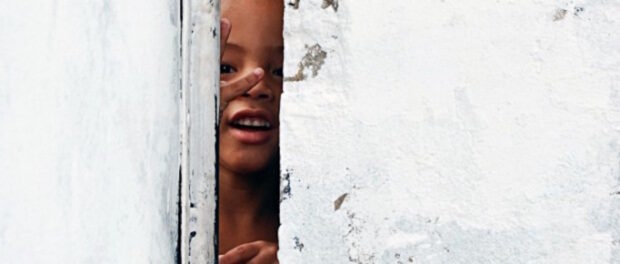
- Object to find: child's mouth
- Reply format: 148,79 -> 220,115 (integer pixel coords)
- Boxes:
227,111 -> 275,144
230,117 -> 272,131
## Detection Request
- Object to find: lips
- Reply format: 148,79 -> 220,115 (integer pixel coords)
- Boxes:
227,108 -> 276,145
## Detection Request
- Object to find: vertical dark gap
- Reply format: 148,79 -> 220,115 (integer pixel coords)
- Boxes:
277,3 -> 283,254
175,0 -> 184,263
176,166 -> 182,264
214,94 -> 220,263
214,3 -> 221,262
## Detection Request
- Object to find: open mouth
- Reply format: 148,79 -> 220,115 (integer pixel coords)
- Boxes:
229,117 -> 272,131
226,110 -> 275,144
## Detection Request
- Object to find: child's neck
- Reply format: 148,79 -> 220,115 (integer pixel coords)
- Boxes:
218,165 -> 279,253
218,165 -> 278,218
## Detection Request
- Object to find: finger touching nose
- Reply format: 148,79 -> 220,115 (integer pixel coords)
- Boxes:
244,74 -> 274,100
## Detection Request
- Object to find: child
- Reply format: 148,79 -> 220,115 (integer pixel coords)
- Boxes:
217,1 -> 283,263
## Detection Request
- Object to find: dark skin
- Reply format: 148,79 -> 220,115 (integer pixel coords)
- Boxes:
217,1 -> 283,263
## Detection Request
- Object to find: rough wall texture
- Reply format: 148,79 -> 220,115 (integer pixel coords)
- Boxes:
184,0 -> 219,262
280,0 -> 620,263
0,1 -> 180,262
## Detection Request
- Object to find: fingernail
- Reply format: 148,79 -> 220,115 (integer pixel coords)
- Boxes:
253,68 -> 264,77
221,18 -> 230,30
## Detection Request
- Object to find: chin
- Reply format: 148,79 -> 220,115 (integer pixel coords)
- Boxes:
220,145 -> 278,175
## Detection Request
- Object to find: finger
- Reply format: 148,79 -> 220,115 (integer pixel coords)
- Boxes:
221,68 -> 264,103
246,245 -> 278,264
220,18 -> 231,59
219,68 -> 264,121
219,242 -> 261,264
219,68 -> 263,119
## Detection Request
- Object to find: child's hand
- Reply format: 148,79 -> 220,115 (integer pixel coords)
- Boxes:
219,67 -> 264,120
218,240 -> 278,264
219,18 -> 265,120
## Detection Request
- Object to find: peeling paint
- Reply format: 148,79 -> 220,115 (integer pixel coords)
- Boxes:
287,0 -> 300,9
284,44 -> 327,82
553,8 -> 567,21
574,6 -> 585,16
321,0 -> 338,12
293,236 -> 305,252
281,168 -> 293,201
334,193 -> 348,211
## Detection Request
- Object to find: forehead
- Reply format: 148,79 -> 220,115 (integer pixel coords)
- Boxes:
222,0 -> 284,17
222,0 -> 284,48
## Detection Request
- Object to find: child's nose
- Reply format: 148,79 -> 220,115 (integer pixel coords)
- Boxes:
244,77 -> 274,101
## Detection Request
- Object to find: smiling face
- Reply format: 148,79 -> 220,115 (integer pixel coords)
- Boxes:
220,0 -> 284,175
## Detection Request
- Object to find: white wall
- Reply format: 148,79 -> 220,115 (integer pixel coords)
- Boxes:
3,1 -> 619,263
183,0 -> 219,262
280,0 -> 620,263
0,1 -> 181,262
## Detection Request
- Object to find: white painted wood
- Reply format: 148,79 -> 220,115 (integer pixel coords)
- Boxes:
280,0 -> 620,263
0,1 -> 181,263
182,0 -> 219,263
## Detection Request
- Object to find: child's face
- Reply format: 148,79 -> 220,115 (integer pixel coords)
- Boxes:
219,0 -> 284,175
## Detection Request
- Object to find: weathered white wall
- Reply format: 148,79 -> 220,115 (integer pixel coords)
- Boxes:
3,1 -> 618,263
183,0 -> 219,262
0,1 -> 181,262
280,0 -> 620,263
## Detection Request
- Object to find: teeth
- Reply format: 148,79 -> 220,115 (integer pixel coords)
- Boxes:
233,118 -> 271,128
240,119 -> 252,126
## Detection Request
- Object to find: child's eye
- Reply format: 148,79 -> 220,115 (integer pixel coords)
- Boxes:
272,67 -> 283,77
220,64 -> 235,74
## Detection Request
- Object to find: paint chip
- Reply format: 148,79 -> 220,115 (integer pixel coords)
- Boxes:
553,9 -> 567,21
288,0 -> 300,9
281,168 -> 293,201
321,0 -> 338,11
573,6 -> 584,16
293,236 -> 305,252
334,193 -> 348,211
285,44 -> 328,82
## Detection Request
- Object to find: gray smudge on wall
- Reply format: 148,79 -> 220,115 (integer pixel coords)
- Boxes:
284,44 -> 327,82
573,6 -> 584,16
288,0 -> 300,9
281,168 -> 293,201
334,193 -> 348,211
321,0 -> 338,11
553,9 -> 567,21
293,236 -> 305,252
